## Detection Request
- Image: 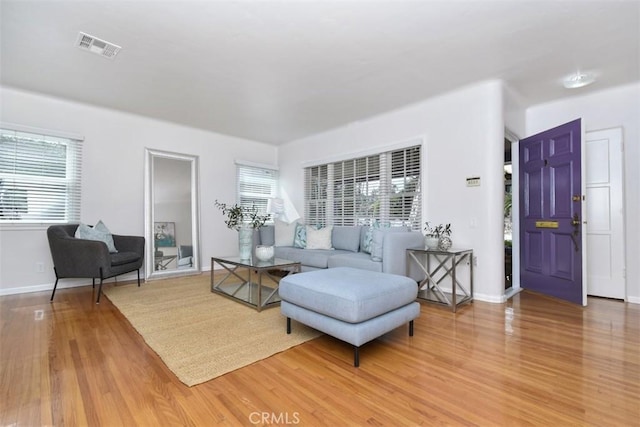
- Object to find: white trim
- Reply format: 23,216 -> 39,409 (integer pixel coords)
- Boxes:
0,121 -> 84,141
301,135 -> 425,168
0,273 -> 139,296
234,159 -> 279,171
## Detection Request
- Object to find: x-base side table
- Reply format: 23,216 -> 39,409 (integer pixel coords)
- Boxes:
406,248 -> 474,312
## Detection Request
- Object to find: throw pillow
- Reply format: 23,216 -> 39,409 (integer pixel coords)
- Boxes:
362,220 -> 390,254
293,223 -> 307,248
305,225 -> 333,250
75,220 -> 118,253
274,220 -> 297,246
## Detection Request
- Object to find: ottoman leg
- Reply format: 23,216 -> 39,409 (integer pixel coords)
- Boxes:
354,346 -> 359,367
409,320 -> 414,336
287,317 -> 291,334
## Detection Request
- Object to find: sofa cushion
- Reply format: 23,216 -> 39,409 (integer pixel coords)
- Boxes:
361,221 -> 392,254
327,251 -> 383,273
332,226 -> 361,252
370,226 -> 409,262
259,225 -> 276,246
306,225 -> 333,250
274,221 -> 296,246
275,246 -> 351,269
110,251 -> 141,266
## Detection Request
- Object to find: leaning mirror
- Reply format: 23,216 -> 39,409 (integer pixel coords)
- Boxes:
144,148 -> 200,280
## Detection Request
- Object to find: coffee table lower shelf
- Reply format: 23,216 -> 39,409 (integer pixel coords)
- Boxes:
210,256 -> 301,312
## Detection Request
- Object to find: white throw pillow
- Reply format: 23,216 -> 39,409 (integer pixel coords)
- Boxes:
274,220 -> 297,246
75,220 -> 118,253
305,225 -> 333,250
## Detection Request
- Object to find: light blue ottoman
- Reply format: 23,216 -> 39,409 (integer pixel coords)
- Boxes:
279,267 -> 420,367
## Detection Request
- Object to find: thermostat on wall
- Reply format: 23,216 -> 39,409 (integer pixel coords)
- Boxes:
466,177 -> 481,187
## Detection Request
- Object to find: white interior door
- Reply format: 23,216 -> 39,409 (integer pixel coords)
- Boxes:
586,128 -> 626,299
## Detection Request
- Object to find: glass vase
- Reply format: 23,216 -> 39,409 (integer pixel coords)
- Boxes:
238,225 -> 253,260
438,236 -> 452,251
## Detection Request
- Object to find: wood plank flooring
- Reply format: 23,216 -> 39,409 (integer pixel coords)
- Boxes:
1,274 -> 638,426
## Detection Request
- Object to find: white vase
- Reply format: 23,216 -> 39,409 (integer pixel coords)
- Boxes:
238,225 -> 253,260
255,245 -> 274,262
425,235 -> 439,250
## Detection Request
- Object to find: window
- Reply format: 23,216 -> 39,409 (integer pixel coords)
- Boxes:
0,127 -> 82,223
236,162 -> 278,218
304,145 -> 421,229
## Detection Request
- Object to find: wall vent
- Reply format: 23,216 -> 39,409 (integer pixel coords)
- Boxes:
75,32 -> 121,59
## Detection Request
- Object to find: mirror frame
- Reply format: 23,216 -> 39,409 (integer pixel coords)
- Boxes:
144,148 -> 200,280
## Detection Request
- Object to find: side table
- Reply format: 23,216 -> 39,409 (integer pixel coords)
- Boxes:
406,248 -> 473,312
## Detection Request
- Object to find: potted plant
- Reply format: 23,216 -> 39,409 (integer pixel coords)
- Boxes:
215,200 -> 270,259
214,200 -> 269,230
424,222 -> 452,251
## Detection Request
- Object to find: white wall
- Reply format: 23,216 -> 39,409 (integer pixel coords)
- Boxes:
526,83 -> 640,303
0,86 -> 277,295
278,80 -> 507,302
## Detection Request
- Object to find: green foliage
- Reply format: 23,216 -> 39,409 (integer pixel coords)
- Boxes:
215,200 -> 269,230
423,222 -> 452,237
504,192 -> 512,218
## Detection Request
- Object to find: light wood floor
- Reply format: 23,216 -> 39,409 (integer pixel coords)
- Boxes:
1,274 -> 639,426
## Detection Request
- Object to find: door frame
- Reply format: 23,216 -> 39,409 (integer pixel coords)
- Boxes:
505,129 -> 521,299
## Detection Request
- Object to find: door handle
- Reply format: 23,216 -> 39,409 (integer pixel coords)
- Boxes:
570,213 -> 580,252
572,213 -> 580,226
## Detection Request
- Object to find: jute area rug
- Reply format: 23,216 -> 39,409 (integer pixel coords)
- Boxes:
103,274 -> 321,387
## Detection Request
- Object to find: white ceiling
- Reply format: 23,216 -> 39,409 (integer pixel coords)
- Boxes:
1,1 -> 638,144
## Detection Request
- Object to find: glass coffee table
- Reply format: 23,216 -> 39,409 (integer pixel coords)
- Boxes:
210,256 -> 301,312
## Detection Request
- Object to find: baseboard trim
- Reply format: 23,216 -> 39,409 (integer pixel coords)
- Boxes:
0,272 -> 140,296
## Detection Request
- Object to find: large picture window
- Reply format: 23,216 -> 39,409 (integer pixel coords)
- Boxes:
304,144 -> 421,230
0,127 -> 82,223
236,162 -> 278,218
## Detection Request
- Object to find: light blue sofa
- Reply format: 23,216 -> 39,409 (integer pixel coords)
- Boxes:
255,225 -> 424,280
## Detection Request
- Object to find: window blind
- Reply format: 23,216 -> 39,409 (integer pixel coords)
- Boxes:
304,145 -> 421,229
0,128 -> 82,223
236,163 -> 278,217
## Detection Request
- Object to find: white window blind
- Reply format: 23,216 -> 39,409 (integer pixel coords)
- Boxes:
236,163 -> 278,217
304,145 -> 421,229
0,128 -> 82,223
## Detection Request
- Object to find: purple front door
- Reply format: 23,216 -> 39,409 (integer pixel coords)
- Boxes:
519,119 -> 584,305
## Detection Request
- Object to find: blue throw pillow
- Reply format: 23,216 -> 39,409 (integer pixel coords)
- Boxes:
362,220 -> 390,254
293,223 -> 307,248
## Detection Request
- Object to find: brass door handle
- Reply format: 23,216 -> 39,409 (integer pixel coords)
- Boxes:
572,213 -> 580,226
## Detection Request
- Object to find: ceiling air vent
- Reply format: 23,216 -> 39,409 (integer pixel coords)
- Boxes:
75,32 -> 121,59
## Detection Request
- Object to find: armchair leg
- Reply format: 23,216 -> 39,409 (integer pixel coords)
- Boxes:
92,278 -> 95,289
137,269 -> 141,287
50,268 -> 59,302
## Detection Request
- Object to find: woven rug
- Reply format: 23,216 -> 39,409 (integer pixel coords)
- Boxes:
103,274 -> 320,387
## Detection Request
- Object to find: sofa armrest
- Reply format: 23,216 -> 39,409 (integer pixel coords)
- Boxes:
381,232 -> 425,280
113,234 -> 145,255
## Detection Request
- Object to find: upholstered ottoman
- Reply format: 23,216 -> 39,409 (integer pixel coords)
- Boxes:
279,267 -> 420,367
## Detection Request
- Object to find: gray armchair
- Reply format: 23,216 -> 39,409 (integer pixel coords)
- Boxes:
177,245 -> 193,268
48,224 -> 145,303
